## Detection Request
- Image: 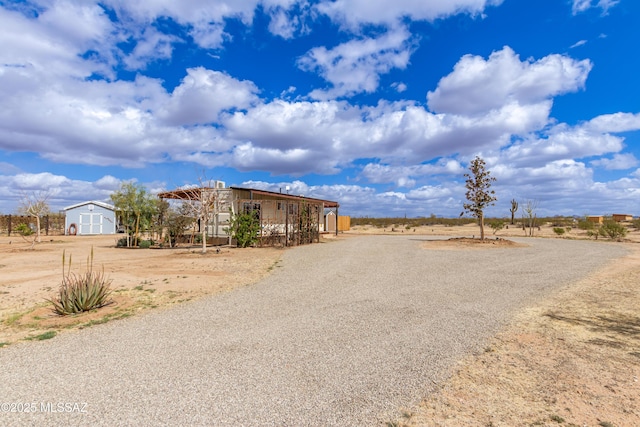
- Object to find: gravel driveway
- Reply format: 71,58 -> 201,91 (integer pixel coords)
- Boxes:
0,235 -> 628,426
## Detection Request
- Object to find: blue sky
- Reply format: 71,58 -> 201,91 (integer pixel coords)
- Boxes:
1,0 -> 639,218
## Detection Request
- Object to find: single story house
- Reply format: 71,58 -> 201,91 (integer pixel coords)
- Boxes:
612,214 -> 633,222
64,201 -> 118,235
158,184 -> 339,246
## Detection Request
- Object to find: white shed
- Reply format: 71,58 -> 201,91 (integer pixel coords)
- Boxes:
63,201 -> 117,235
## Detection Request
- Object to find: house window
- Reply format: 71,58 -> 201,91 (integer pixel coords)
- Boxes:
243,202 -> 261,220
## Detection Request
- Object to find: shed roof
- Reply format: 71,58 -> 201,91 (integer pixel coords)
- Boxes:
63,200 -> 115,211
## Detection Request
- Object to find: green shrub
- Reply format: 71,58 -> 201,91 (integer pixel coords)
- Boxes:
552,227 -> 565,236
139,240 -> 152,249
226,211 -> 260,248
577,219 -> 595,231
48,248 -> 113,315
15,223 -> 33,236
489,220 -> 505,234
116,237 -> 128,247
598,220 -> 628,240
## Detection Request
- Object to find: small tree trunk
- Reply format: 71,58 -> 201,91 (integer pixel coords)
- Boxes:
35,215 -> 42,243
134,214 -> 140,246
479,213 -> 485,240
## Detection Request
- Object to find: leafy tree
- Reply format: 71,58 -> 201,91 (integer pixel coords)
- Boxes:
461,156 -> 497,240
110,182 -> 158,247
18,191 -> 50,248
164,205 -> 193,248
151,198 -> 170,243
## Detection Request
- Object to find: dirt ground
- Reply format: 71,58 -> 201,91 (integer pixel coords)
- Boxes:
1,223 -> 639,426
0,234 -> 284,344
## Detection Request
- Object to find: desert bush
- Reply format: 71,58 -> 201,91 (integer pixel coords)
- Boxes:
548,217 -> 573,227
553,227 -> 566,236
48,248 -> 113,315
632,218 -> 640,230
116,237 -> 128,247
351,216 -> 476,228
577,219 -> 595,231
14,223 -> 33,236
226,211 -> 260,248
139,240 -> 152,249
489,220 -> 504,234
598,220 -> 628,240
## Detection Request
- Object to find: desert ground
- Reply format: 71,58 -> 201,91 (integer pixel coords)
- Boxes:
1,222 -> 639,426
0,234 -> 283,344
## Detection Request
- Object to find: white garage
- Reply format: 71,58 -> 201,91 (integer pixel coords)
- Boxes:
63,201 -> 117,235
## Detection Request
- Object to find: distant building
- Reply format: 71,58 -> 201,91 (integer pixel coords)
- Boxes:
64,201 -> 117,235
612,214 -> 633,222
586,215 -> 604,224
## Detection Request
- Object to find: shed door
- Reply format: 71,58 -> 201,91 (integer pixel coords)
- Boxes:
79,213 -> 103,234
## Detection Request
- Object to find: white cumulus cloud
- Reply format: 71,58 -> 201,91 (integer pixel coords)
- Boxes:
427,46 -> 592,116
298,26 -> 416,99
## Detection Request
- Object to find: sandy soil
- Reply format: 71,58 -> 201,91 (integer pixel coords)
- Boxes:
1,223 -> 639,426
0,234 -> 283,344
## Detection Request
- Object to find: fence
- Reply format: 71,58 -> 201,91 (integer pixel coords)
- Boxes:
233,198 -> 323,247
337,216 -> 351,231
0,214 -> 66,236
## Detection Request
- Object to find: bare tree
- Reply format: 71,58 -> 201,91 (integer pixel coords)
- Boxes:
461,156 -> 497,240
522,199 -> 538,237
18,191 -> 50,247
164,174 -> 229,254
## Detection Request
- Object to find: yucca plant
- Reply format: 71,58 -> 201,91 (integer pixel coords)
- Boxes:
48,247 -> 113,315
